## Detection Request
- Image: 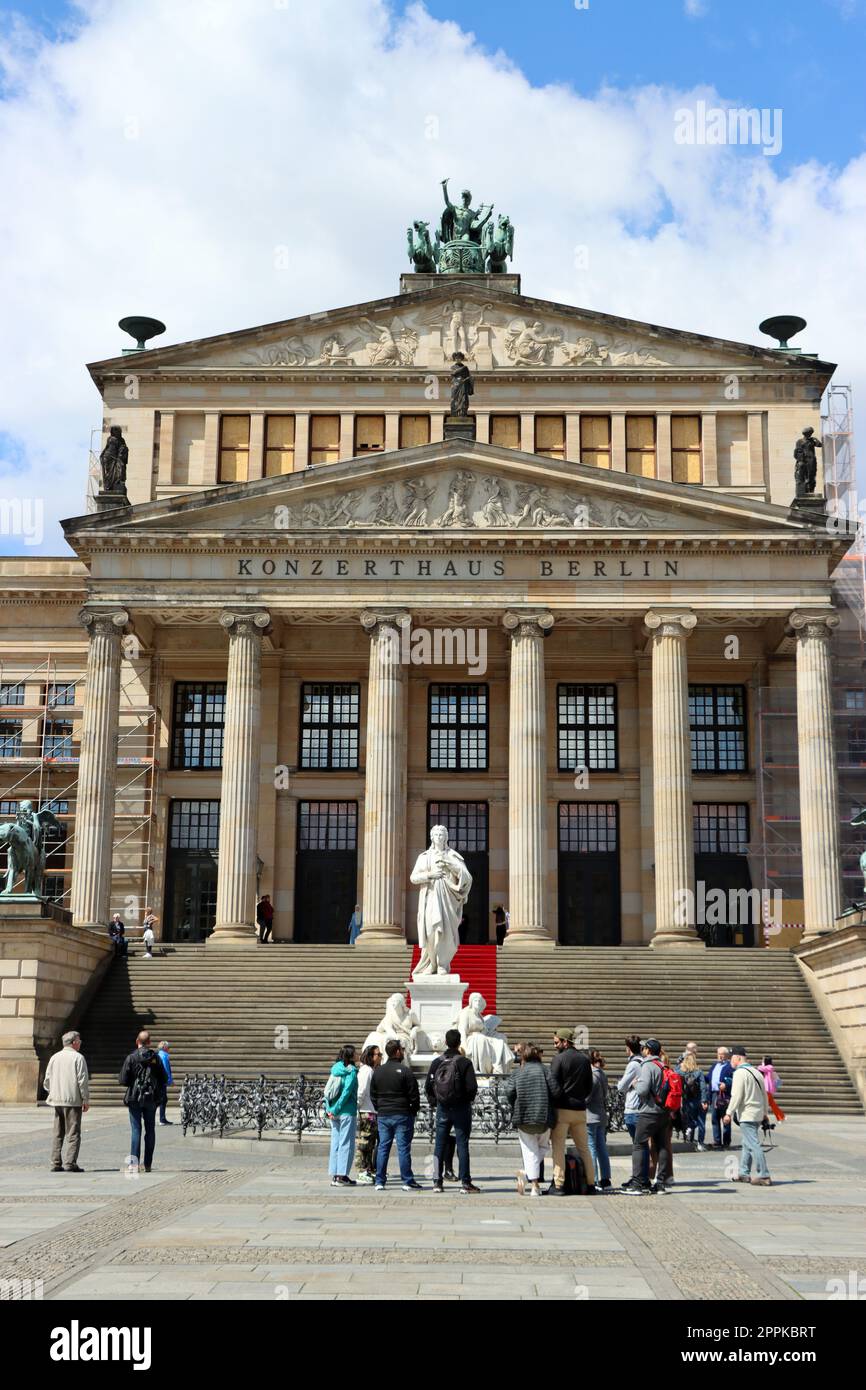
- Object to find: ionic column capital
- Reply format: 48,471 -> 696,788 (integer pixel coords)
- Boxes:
219,609 -> 271,638
787,610 -> 840,643
502,610 -> 554,643
360,609 -> 410,639
644,610 -> 697,642
78,606 -> 129,638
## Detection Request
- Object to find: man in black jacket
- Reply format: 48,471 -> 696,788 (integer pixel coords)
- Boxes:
369,1039 -> 422,1190
548,1028 -> 596,1195
425,1029 -> 480,1195
119,1030 -> 167,1174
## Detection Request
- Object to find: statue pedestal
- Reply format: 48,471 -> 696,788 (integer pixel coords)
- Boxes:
94,491 -> 131,514
443,416 -> 476,443
788,494 -> 827,524
407,973 -> 465,1069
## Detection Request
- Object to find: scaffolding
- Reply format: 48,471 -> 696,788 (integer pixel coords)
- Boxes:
0,653 -> 161,923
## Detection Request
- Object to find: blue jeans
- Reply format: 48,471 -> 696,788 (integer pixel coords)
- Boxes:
683,1098 -> 706,1143
434,1103 -> 472,1184
328,1112 -> 357,1177
128,1103 -> 157,1168
624,1113 -> 648,1179
375,1113 -> 415,1186
586,1121 -> 611,1183
739,1120 -> 770,1178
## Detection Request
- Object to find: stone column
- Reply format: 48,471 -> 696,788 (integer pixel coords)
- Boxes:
789,610 -> 842,940
503,610 -> 554,944
644,610 -> 704,948
70,608 -> 130,930
210,609 -> 270,945
357,610 -> 409,944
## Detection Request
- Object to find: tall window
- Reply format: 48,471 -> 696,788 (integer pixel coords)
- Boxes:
693,803 -> 749,854
399,415 -> 431,448
300,683 -> 360,770
45,682 -> 76,707
557,684 -> 617,771
626,416 -> 656,477
558,802 -> 619,852
169,799 -> 221,850
689,685 -> 747,772
535,416 -> 565,460
171,682 -> 226,770
264,415 -> 295,477
0,683 -> 24,706
672,416 -> 702,483
309,415 -> 340,466
218,415 -> 250,483
489,414 -> 520,449
428,802 -> 488,852
428,684 -> 488,771
298,801 -> 357,851
43,721 -> 73,758
354,416 -> 385,454
580,416 -> 611,469
0,722 -> 22,757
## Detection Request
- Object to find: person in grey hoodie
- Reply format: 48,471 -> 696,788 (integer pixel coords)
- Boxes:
618,1034 -> 648,1181
621,1038 -> 671,1195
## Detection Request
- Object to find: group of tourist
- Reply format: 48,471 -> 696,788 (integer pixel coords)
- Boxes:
108,909 -> 158,959
324,1029 -> 781,1195
42,1030 -> 176,1173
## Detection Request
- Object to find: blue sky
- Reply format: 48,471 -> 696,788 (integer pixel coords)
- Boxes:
1,0 -> 864,554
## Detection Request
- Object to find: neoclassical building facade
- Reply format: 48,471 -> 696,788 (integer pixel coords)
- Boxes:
0,269 -> 851,950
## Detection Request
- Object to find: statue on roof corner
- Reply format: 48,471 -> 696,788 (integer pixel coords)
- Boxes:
408,180 -> 513,275
99,425 -> 128,497
793,426 -> 822,498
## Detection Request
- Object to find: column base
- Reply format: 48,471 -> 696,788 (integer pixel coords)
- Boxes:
649,931 -> 706,949
208,924 -> 258,946
355,925 -> 406,947
502,928 -> 555,948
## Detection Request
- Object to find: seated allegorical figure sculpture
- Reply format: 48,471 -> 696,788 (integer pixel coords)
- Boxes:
456,992 -> 514,1076
362,992 -> 433,1059
410,824 -> 472,978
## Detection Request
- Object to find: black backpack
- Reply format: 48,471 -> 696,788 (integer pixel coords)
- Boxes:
129,1050 -> 162,1106
433,1054 -> 463,1106
564,1149 -> 588,1195
683,1074 -> 701,1100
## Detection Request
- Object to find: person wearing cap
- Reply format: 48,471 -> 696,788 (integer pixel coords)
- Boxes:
724,1046 -> 772,1186
548,1028 -> 595,1195
621,1038 -> 671,1195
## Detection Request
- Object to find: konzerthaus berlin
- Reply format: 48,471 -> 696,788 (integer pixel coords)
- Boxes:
0,252 -> 852,953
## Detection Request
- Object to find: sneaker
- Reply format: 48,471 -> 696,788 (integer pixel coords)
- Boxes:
460,1183 -> 480,1195
621,1178 -> 651,1195
731,1174 -> 751,1183
158,1119 -> 174,1126
750,1176 -> 773,1187
444,1170 -> 459,1183
549,1184 -> 570,1196
432,1182 -> 444,1193
695,1143 -> 706,1152
356,1172 -> 374,1185
64,1164 -> 84,1173
650,1181 -> 669,1195
143,1167 -> 152,1173
338,1175 -> 357,1186
330,1177 -> 341,1187
530,1183 -> 542,1198
516,1171 -> 526,1196
402,1180 -> 423,1191
599,1178 -> 612,1192
50,1165 -> 63,1172
374,1183 -> 385,1192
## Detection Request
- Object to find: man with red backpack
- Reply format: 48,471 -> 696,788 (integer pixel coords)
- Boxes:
621,1038 -> 673,1195
425,1029 -> 479,1195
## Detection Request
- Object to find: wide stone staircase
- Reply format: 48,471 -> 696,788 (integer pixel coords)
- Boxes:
78,943 -> 861,1113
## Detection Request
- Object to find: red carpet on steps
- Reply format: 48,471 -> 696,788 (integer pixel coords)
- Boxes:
408,944 -> 497,1013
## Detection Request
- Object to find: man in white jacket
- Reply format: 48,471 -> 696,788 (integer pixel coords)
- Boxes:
43,1031 -> 90,1172
724,1045 -> 771,1187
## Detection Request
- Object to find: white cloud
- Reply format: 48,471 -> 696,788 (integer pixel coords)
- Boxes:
684,0 -> 709,16
0,0 -> 864,552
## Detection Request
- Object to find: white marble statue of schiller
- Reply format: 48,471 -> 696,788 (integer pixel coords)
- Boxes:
410,825 -> 472,978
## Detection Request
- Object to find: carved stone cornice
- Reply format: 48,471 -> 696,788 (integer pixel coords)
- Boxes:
502,610 -> 554,643
643,610 -> 697,642
78,607 -> 129,639
786,610 -> 841,644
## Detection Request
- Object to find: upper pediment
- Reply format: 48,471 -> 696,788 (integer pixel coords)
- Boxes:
87,285 -> 834,383
63,440 -> 823,544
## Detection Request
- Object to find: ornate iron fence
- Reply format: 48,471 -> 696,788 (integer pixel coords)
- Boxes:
180,1073 -> 626,1142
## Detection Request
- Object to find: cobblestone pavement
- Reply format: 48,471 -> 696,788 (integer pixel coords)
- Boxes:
1,1106 -> 864,1301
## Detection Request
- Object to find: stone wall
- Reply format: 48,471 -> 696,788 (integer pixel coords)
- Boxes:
796,918 -> 866,1108
0,905 -> 113,1102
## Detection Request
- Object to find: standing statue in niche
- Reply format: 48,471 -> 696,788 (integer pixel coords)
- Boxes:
410,825 -> 472,978
99,425 -> 128,496
449,352 -> 473,417
794,426 -> 822,497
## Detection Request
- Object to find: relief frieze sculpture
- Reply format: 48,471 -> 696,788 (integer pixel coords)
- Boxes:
217,302 -> 696,371
269,469 -> 664,531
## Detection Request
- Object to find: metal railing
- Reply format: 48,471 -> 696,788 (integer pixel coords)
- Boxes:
179,1073 -> 626,1142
